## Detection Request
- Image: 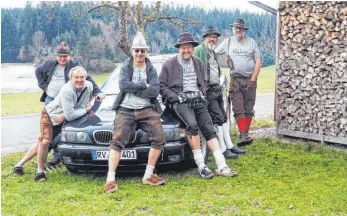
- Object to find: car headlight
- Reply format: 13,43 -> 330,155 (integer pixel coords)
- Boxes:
61,131 -> 92,143
167,128 -> 186,141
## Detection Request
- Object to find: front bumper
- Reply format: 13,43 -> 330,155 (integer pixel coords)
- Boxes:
58,141 -> 191,172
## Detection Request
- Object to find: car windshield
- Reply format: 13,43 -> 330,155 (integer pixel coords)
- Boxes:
97,54 -> 175,112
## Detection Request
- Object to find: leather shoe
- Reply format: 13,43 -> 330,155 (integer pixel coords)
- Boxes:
229,146 -> 246,155
223,150 -> 238,159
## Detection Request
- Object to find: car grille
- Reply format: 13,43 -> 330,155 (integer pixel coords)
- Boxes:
93,131 -> 113,145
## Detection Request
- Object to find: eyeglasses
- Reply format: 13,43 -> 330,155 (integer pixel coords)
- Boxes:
134,49 -> 146,53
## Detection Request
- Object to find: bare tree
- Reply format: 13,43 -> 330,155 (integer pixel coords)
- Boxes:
88,1 -> 200,56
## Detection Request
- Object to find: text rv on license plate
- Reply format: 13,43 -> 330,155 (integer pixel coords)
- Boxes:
92,150 -> 137,160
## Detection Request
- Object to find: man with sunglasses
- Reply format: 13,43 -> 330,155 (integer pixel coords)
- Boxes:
215,18 -> 262,146
193,26 -> 245,158
160,32 -> 238,179
13,42 -> 104,176
104,32 -> 166,193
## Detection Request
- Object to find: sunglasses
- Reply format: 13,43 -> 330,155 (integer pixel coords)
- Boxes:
134,49 -> 146,53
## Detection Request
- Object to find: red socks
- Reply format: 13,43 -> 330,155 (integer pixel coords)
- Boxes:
237,117 -> 253,133
245,117 -> 253,131
236,117 -> 247,133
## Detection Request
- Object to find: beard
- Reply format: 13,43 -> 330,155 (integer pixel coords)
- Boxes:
233,29 -> 245,41
207,43 -> 216,50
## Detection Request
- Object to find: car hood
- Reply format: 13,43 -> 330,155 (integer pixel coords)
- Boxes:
63,110 -> 181,132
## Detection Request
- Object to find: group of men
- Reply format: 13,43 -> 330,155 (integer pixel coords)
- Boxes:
13,18 -> 261,193
104,18 -> 261,193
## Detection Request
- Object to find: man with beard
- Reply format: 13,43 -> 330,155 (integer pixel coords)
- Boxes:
160,32 -> 238,179
215,19 -> 262,146
193,26 -> 245,158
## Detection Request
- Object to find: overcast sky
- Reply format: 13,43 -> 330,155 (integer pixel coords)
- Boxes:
1,0 -> 279,13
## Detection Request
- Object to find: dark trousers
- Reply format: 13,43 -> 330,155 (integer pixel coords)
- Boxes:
110,107 -> 165,152
174,103 -> 216,141
229,77 -> 257,121
207,95 -> 227,126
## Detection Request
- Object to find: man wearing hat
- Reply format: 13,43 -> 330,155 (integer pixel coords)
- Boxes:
160,32 -> 238,179
193,26 -> 246,158
104,32 -> 166,193
215,18 -> 262,146
13,42 -> 104,176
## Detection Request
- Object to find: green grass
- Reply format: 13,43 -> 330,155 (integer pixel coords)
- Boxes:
251,116 -> 276,129
2,138 -> 347,215
221,65 -> 275,93
1,73 -> 111,116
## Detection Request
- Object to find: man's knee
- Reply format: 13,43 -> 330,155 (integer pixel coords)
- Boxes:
151,131 -> 166,150
39,139 -> 51,147
187,123 -> 199,136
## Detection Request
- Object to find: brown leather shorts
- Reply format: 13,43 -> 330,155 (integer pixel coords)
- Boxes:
38,108 -> 53,143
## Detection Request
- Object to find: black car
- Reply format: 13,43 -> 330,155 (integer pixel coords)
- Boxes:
58,55 -> 194,173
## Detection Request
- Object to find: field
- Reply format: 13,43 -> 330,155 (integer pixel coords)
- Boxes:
2,137 -> 346,215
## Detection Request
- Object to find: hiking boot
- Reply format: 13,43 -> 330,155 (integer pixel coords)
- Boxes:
142,174 -> 166,186
237,132 -> 253,146
199,166 -> 214,179
47,157 -> 61,166
215,167 -> 238,177
229,146 -> 246,155
104,181 -> 117,193
34,172 -> 47,182
13,166 -> 24,176
223,150 -> 239,159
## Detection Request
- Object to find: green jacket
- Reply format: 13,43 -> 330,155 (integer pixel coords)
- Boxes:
193,43 -> 221,85
193,43 -> 208,66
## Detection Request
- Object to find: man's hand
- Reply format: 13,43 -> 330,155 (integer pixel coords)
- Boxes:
145,83 -> 150,88
88,110 -> 96,117
52,114 -> 65,124
172,102 -> 178,110
96,93 -> 105,101
86,103 -> 92,112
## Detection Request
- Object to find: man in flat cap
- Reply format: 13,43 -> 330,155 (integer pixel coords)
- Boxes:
160,32 -> 238,179
215,19 -> 262,146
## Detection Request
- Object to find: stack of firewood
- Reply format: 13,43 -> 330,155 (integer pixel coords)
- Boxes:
277,1 -> 347,138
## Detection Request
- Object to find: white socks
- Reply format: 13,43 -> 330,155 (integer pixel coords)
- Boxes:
213,149 -> 228,170
107,171 -> 116,182
37,168 -> 45,173
222,122 -> 234,149
143,164 -> 155,180
217,126 -> 227,152
192,149 -> 206,170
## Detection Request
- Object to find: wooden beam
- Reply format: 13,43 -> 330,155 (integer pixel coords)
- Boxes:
248,1 -> 277,15
278,129 -> 347,145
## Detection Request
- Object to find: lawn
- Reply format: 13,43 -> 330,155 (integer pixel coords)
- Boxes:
2,137 -> 347,215
221,65 -> 275,93
1,66 -> 276,117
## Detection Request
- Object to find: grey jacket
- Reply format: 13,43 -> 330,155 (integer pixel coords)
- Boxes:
45,80 -> 93,124
35,59 -> 101,102
112,57 -> 162,114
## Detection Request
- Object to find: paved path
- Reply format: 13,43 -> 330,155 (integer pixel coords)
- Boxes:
1,93 -> 274,156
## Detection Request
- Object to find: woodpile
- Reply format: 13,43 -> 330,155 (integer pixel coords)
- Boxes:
277,1 -> 347,143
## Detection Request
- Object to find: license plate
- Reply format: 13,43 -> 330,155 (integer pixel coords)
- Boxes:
91,150 -> 137,160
